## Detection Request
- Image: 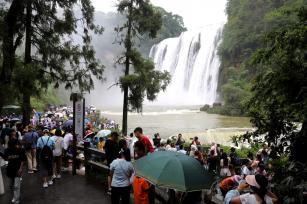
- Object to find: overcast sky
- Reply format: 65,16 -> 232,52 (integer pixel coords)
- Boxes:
91,0 -> 227,30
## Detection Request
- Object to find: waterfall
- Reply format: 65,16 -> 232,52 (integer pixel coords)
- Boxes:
149,24 -> 224,106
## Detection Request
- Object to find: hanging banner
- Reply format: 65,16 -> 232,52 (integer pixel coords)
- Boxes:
74,98 -> 85,142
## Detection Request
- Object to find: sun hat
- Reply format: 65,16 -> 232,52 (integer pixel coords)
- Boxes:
246,174 -> 270,190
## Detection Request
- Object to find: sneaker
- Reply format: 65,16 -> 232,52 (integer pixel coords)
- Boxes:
28,170 -> 34,174
56,174 -> 61,179
33,168 -> 38,172
43,182 -> 48,188
12,198 -> 15,203
48,180 -> 53,186
52,175 -> 57,179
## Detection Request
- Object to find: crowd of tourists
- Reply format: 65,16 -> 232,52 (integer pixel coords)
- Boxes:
99,130 -> 278,204
0,106 -> 279,204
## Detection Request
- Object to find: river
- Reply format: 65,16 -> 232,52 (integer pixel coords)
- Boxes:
100,105 -> 252,146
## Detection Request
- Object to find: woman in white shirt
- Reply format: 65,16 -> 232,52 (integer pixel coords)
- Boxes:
225,174 -> 278,204
109,148 -> 134,204
51,129 -> 64,179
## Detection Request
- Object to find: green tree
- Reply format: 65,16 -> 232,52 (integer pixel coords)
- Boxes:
116,0 -> 171,135
217,0 -> 305,116
242,7 -> 307,203
1,0 -> 104,125
246,7 -> 307,162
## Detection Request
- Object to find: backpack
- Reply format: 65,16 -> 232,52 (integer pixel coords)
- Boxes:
40,137 -> 53,162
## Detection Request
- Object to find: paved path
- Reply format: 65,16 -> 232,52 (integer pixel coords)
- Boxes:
0,169 -> 110,204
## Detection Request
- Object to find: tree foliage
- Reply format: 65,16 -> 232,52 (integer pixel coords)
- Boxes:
230,7 -> 307,203
116,0 -> 171,135
217,0 -> 305,116
245,7 -> 307,162
0,0 -> 104,123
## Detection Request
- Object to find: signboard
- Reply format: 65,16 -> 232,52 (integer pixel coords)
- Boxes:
74,99 -> 85,142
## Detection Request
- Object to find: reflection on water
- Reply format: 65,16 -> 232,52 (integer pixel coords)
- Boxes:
100,105 -> 252,145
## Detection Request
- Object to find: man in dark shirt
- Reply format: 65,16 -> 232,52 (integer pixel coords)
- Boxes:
152,133 -> 161,147
207,150 -> 217,174
1,138 -> 26,204
104,132 -> 119,166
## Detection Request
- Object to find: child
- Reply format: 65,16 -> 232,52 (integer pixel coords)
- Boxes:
1,138 -> 26,204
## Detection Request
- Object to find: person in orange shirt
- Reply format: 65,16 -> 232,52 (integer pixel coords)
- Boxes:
133,141 -> 151,204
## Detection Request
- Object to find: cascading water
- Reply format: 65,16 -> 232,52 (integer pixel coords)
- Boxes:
149,23 -> 224,106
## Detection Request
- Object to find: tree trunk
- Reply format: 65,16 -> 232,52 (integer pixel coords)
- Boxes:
122,1 -> 133,136
291,121 -> 307,163
22,0 -> 32,126
0,0 -> 25,115
22,92 -> 31,126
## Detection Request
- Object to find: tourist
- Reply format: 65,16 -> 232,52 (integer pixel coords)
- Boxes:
168,143 -> 177,152
210,142 -> 218,157
155,139 -> 166,152
105,132 -> 120,166
224,174 -> 278,204
134,127 -> 154,154
177,144 -> 187,154
133,141 -> 151,204
175,133 -> 185,149
251,154 -> 262,171
189,144 -> 198,157
125,133 -> 134,157
229,147 -> 239,166
194,150 -> 204,165
207,150 -> 217,173
97,137 -> 105,151
63,129 -> 73,168
192,136 -> 201,149
0,138 -> 26,204
219,175 -> 242,198
261,150 -> 269,167
109,148 -> 134,204
22,125 -> 38,173
255,162 -> 267,177
241,159 -> 254,178
152,133 -> 161,147
165,139 -> 172,150
37,129 -> 55,188
51,129 -> 64,179
220,152 -> 231,177
105,132 -> 120,195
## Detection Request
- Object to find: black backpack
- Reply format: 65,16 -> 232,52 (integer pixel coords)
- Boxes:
40,137 -> 53,162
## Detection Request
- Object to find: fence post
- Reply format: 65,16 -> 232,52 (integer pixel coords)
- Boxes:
84,141 -> 90,176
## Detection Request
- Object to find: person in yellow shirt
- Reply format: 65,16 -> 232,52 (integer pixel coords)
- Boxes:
97,137 -> 105,151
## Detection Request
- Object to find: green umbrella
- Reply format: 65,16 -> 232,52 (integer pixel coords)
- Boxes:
134,151 -> 214,192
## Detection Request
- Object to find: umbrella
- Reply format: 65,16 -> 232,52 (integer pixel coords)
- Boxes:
63,120 -> 73,128
50,129 -> 65,136
96,129 -> 111,138
134,151 -> 214,192
10,118 -> 21,122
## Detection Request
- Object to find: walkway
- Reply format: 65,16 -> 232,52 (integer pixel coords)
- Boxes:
0,170 -> 110,204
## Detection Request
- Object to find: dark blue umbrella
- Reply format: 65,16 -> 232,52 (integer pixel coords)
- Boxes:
63,120 -> 73,128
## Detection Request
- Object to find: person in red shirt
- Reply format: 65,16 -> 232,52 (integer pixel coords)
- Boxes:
134,127 -> 154,154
